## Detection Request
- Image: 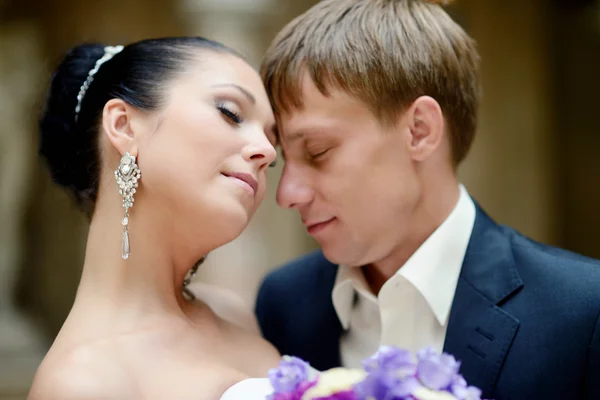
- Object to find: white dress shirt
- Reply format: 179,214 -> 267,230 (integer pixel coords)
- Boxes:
332,185 -> 476,368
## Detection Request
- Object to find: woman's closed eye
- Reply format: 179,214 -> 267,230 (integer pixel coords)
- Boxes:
216,102 -> 243,125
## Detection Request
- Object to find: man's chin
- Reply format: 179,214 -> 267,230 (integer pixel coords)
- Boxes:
320,245 -> 360,267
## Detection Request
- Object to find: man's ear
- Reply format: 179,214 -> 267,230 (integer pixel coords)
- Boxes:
102,98 -> 139,157
404,96 -> 445,162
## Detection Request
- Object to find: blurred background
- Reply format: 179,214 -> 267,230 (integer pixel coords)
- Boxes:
1,0 -> 600,398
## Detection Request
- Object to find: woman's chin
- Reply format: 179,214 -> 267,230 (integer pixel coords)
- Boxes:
214,205 -> 252,242
182,198 -> 253,249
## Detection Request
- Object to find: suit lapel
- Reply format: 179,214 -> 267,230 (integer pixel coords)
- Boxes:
444,205 -> 523,397
444,277 -> 520,396
305,293 -> 343,370
301,256 -> 343,371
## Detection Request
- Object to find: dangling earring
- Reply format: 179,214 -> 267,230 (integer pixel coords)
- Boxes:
114,152 -> 141,260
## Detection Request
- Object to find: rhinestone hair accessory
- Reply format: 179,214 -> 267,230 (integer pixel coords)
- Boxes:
74,45 -> 124,121
114,152 -> 141,260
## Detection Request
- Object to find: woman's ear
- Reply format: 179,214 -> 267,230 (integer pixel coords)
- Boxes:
405,96 -> 445,162
102,98 -> 139,157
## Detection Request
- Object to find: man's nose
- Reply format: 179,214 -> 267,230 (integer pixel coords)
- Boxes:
276,165 -> 314,209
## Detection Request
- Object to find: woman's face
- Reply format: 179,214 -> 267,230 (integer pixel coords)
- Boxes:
134,52 -> 277,249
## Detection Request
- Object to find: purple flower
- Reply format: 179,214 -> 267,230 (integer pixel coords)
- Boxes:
270,380 -> 318,400
450,374 -> 482,400
268,357 -> 312,394
312,390 -> 358,400
354,346 -> 420,400
364,346 -> 418,388
416,347 -> 461,390
363,346 -> 417,376
267,347 -> 483,400
388,376 -> 422,398
353,373 -> 388,400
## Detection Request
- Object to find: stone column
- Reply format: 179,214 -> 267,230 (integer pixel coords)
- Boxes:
180,0 -> 313,309
0,22 -> 46,400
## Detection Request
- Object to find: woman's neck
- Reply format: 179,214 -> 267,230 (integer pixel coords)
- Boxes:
73,192 -> 204,331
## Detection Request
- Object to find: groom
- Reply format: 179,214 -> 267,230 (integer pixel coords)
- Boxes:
255,0 -> 600,399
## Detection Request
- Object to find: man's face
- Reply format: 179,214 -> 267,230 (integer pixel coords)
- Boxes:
276,74 -> 422,267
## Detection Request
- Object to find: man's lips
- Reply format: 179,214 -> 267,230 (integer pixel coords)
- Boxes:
222,172 -> 258,196
304,217 -> 336,233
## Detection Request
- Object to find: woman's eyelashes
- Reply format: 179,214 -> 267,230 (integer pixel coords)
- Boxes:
216,102 -> 243,125
215,99 -> 277,168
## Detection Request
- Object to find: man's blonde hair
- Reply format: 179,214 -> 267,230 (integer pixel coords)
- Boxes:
261,0 -> 480,165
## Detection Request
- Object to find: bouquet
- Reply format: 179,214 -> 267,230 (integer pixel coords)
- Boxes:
267,346 -> 483,400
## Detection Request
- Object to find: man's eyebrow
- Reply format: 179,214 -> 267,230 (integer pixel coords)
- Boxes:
280,131 -> 304,143
211,83 -> 256,104
268,123 -> 278,139
278,131 -> 308,161
265,123 -> 279,146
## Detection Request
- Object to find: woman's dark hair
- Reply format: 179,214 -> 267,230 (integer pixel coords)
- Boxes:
39,37 -> 241,216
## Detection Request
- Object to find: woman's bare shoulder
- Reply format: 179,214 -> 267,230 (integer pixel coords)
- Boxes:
28,343 -> 133,400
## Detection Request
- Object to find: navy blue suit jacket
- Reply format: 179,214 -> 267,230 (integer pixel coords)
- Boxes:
256,206 -> 600,400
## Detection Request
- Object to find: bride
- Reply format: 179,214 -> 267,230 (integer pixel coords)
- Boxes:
28,37 -> 281,399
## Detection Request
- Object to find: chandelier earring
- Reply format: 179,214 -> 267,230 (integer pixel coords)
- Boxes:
114,152 -> 141,260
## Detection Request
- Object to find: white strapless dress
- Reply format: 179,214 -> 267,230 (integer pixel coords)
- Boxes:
220,378 -> 273,399
218,355 -> 320,399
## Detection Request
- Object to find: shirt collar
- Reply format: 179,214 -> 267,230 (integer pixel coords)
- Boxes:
332,184 -> 476,328
332,262 -> 373,330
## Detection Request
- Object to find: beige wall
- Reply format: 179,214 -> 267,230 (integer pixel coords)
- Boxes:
458,0 -> 558,244
0,21 -> 46,400
554,3 -> 600,257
